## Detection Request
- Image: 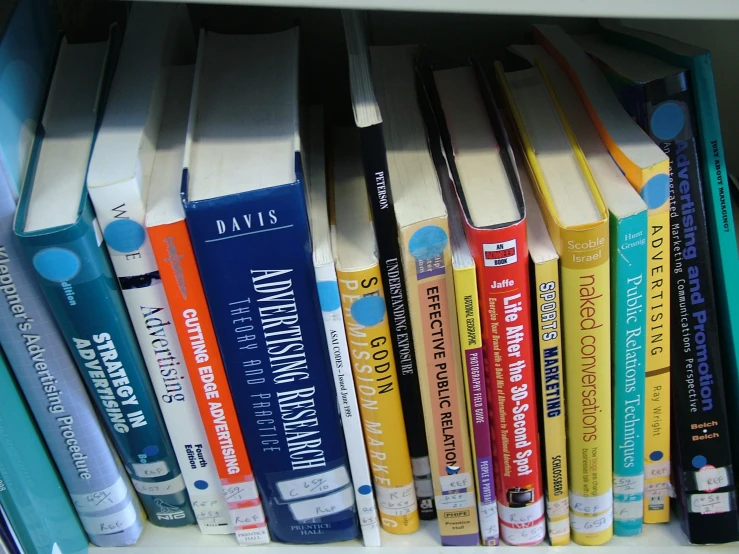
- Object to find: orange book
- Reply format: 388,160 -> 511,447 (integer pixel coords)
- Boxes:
145,70 -> 268,545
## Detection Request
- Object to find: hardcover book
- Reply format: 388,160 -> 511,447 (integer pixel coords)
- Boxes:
427,62 -> 545,546
578,34 -> 739,544
498,63 -> 613,546
183,29 -> 358,544
331,126 -> 419,535
342,11 -> 435,517
0,354 -> 88,554
14,36 -> 195,528
369,43 -> 479,546
512,43 -> 649,535
86,6 -> 230,534
145,64 -> 269,545
306,111 -> 381,547
532,25 -> 673,523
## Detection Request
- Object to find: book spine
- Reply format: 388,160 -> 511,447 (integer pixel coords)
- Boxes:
610,212 -> 648,536
357,124 -> 435,518
0,359 -> 89,554
0,202 -> 144,546
398,219 -> 479,546
468,222 -> 545,547
558,224 -> 613,545
531,258 -> 570,545
16,200 -> 196,527
666,135 -> 739,544
452,264 -> 499,546
0,501 -> 22,554
336,262 -> 419,534
314,262 -> 382,547
148,219 -> 269,546
89,180 -> 231,534
185,176 -> 358,544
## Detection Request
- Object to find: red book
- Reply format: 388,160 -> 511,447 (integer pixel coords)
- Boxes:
426,60 -> 545,546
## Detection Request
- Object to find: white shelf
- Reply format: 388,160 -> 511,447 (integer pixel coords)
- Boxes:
152,0 -> 739,20
90,518 -> 738,552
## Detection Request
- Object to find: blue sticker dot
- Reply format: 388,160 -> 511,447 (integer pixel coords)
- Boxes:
650,102 -> 685,141
33,248 -> 80,282
194,480 -> 209,490
104,219 -> 146,253
649,451 -> 663,462
642,174 -> 670,210
317,281 -> 341,312
143,445 -> 159,457
408,225 -> 448,261
446,465 -> 460,475
351,296 -> 386,327
358,485 -> 372,495
692,455 -> 707,469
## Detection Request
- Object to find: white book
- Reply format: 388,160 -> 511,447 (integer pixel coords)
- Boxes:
87,5 -> 231,536
305,108 -> 381,547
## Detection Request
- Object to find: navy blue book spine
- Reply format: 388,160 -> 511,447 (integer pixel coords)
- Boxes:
184,160 -> 359,544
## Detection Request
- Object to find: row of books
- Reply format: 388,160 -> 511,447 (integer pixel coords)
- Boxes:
1,1 -> 738,551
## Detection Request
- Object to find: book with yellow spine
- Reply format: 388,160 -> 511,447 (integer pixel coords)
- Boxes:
497,62 -> 613,546
331,127 -> 419,535
532,25 -> 671,521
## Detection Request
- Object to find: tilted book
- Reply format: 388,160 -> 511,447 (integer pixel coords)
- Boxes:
519,166 -> 571,545
0,2 -> 144,547
342,11 -> 435,517
182,29 -> 358,544
369,44 -> 479,546
512,43 -> 649,535
598,20 -> 739,518
145,64 -> 268,545
331,126 -> 419,535
498,63 -> 613,545
307,113 -> 381,547
578,34 -> 739,543
427,62 -> 545,546
14,37 -> 195,528
86,6 -> 230,534
532,25 -> 673,523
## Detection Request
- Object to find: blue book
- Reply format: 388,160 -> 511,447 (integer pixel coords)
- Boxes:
0,7 -> 144,545
183,29 -> 358,544
0,353 -> 88,554
13,36 -> 195,528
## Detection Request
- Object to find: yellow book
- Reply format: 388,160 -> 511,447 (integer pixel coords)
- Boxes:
497,62 -> 613,545
518,156 -> 571,545
331,128 -> 419,534
531,26 -> 672,521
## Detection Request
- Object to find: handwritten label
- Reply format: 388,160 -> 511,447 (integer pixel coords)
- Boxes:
357,495 -> 378,527
695,466 -> 729,492
569,489 -> 612,516
570,509 -> 613,535
439,472 -> 472,493
689,492 -> 734,515
435,491 -> 474,510
222,480 -> 259,503
614,500 -> 642,521
548,517 -> 570,538
547,497 -> 569,519
131,474 -> 185,496
613,475 -> 644,496
645,481 -> 674,496
235,527 -> 270,546
289,486 -> 355,521
645,460 -> 670,480
500,521 -> 546,545
375,482 -> 417,517
131,460 -> 169,479
230,504 -> 266,527
478,502 -> 499,540
276,466 -> 349,501
498,497 -> 544,525
78,502 -> 139,535
71,477 -> 129,511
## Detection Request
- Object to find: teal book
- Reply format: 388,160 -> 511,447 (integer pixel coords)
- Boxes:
0,353 -> 88,554
13,36 -> 195,528
598,20 -> 739,478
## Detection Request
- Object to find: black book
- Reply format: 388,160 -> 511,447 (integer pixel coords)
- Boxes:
343,10 -> 435,519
